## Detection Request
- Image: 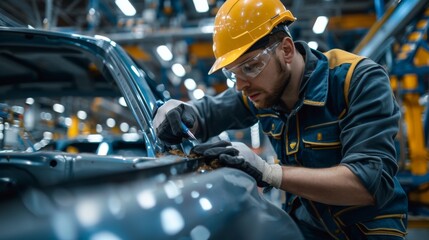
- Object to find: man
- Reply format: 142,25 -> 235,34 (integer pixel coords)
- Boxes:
153,0 -> 408,238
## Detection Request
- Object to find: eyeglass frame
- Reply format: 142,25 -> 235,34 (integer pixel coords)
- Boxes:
222,41 -> 281,82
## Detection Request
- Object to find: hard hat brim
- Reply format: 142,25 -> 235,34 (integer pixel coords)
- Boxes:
208,41 -> 254,75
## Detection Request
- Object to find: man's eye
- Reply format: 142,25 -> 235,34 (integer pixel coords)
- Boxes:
242,62 -> 262,74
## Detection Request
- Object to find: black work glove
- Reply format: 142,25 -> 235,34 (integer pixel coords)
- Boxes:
191,141 -> 283,188
190,140 -> 239,158
153,100 -> 199,144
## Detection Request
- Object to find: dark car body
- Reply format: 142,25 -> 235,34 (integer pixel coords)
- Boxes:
0,26 -> 303,239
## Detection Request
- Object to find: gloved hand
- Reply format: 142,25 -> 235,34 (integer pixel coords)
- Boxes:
220,142 -> 283,188
191,141 -> 283,188
190,140 -> 238,158
153,100 -> 199,144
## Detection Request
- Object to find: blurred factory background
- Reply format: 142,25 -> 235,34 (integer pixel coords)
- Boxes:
0,0 -> 385,101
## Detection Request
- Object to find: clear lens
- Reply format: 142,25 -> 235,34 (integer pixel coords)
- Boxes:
241,60 -> 267,78
222,42 -> 279,82
222,68 -> 236,81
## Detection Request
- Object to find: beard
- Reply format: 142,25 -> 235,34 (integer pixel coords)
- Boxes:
252,58 -> 291,109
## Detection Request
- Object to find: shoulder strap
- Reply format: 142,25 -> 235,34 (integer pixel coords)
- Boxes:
323,49 -> 366,108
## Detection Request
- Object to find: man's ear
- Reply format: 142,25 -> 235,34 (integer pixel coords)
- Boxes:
280,37 -> 294,63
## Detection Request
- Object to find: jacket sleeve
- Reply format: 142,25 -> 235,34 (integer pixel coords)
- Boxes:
191,88 -> 258,141
339,59 -> 400,208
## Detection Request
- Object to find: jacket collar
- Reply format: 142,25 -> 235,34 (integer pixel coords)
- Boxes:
295,41 -> 329,107
262,41 -> 330,115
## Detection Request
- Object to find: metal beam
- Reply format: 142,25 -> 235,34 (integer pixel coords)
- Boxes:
354,0 -> 428,61
45,0 -> 53,29
108,26 -> 213,45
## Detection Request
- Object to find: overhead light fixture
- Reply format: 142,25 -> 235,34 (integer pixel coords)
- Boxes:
40,112 -> 52,121
156,45 -> 173,61
96,124 -> 103,133
171,63 -> 186,77
192,89 -> 205,100
120,122 -> 130,132
64,117 -> 72,127
53,103 -> 65,113
115,0 -> 136,16
313,16 -> 329,34
192,0 -> 209,13
77,110 -> 87,120
308,41 -> 319,50
106,118 -> 116,128
184,78 -> 197,90
25,98 -> 35,105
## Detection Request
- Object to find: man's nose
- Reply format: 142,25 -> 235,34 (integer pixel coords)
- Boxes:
235,76 -> 249,91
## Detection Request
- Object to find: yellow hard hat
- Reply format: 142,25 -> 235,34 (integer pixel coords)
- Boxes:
208,0 -> 296,75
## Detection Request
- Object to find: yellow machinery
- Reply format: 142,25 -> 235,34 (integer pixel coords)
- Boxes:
355,0 -> 429,226
391,7 -> 429,219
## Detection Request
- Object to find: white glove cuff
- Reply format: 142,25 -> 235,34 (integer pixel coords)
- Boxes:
263,164 -> 283,189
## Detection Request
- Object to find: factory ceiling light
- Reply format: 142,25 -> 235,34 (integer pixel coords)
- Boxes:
115,0 -> 137,16
156,45 -> 173,61
313,16 -> 329,34
308,41 -> 319,50
193,0 -> 209,13
171,63 -> 186,77
184,78 -> 197,90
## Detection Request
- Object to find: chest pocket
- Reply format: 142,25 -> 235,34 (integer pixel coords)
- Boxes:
258,114 -> 285,161
302,121 -> 342,168
259,114 -> 284,139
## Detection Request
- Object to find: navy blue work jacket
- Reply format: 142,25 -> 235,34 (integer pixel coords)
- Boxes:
193,41 -> 407,238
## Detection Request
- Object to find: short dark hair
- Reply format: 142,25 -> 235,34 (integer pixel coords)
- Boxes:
269,24 -> 292,42
246,23 -> 292,53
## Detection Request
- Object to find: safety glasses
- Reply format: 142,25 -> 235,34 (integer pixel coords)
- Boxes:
222,41 -> 280,82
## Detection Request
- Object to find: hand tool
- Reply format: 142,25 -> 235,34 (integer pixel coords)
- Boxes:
180,121 -> 198,141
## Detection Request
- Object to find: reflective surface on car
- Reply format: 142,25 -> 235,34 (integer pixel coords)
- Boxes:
0,26 -> 303,239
